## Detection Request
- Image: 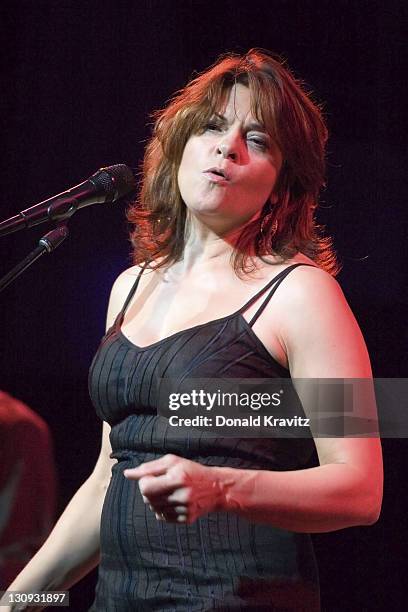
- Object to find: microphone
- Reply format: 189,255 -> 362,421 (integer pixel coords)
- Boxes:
0,164 -> 137,237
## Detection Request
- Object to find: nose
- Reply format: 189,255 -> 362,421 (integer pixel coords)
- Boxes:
217,142 -> 236,159
216,133 -> 241,161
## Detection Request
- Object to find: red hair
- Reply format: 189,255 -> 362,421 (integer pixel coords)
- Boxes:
127,49 -> 340,276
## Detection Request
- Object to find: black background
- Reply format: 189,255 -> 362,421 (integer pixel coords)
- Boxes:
1,1 -> 407,610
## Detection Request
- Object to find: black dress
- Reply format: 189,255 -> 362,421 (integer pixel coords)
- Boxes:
88,262 -> 320,611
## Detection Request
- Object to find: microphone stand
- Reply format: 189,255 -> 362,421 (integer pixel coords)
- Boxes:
0,224 -> 69,293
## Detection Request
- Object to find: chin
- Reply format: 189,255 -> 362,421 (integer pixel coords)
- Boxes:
187,202 -> 229,217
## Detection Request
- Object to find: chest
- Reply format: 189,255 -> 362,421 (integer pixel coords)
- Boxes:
91,313 -> 290,425
120,270 -> 290,370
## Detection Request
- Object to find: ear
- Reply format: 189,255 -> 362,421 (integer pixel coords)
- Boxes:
270,192 -> 278,205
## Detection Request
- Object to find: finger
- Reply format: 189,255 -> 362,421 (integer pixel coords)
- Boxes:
153,507 -> 189,523
124,454 -> 179,480
155,513 -> 188,524
124,464 -> 167,480
146,487 -> 189,505
167,488 -> 190,505
138,474 -> 177,498
141,484 -> 190,509
149,503 -> 188,515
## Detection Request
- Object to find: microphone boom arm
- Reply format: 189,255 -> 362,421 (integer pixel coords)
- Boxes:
0,224 -> 69,293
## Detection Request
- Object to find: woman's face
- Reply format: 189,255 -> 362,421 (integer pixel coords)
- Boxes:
177,83 -> 283,231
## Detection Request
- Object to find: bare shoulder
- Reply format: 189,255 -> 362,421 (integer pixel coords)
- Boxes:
261,253 -> 345,313
274,260 -> 372,378
111,263 -> 144,291
275,255 -> 346,312
105,262 -> 151,330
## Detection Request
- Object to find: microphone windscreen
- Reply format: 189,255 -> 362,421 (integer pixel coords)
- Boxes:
92,164 -> 137,201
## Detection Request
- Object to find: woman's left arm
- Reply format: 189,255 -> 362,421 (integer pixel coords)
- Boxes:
125,267 -> 383,532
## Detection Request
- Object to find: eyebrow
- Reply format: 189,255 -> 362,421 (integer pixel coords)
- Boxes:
213,113 -> 267,133
246,121 -> 268,133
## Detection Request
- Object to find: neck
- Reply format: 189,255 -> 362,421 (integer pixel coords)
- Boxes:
178,210 -> 259,273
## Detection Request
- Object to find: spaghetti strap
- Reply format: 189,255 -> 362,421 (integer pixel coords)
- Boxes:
117,261 -> 151,325
239,263 -> 316,327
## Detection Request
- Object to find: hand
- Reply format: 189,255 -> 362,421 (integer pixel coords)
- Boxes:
123,454 -> 224,524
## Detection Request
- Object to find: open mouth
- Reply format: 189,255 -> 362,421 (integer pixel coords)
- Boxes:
204,167 -> 229,181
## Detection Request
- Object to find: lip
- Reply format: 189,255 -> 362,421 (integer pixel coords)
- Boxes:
203,167 -> 230,181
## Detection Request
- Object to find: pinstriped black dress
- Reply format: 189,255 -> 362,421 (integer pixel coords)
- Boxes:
88,263 -> 320,611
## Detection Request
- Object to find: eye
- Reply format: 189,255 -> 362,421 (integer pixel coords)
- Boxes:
204,121 -> 223,132
247,134 -> 269,150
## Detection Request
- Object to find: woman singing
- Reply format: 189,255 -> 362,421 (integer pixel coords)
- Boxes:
6,49 -> 383,611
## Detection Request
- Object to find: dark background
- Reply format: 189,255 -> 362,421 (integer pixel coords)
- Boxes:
1,1 -> 407,610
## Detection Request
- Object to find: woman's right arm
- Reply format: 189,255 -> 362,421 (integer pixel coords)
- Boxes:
4,421 -> 115,606
4,267 -> 140,610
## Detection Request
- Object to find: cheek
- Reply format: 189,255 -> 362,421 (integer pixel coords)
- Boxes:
245,165 -> 279,200
177,155 -> 189,197
177,141 -> 196,191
